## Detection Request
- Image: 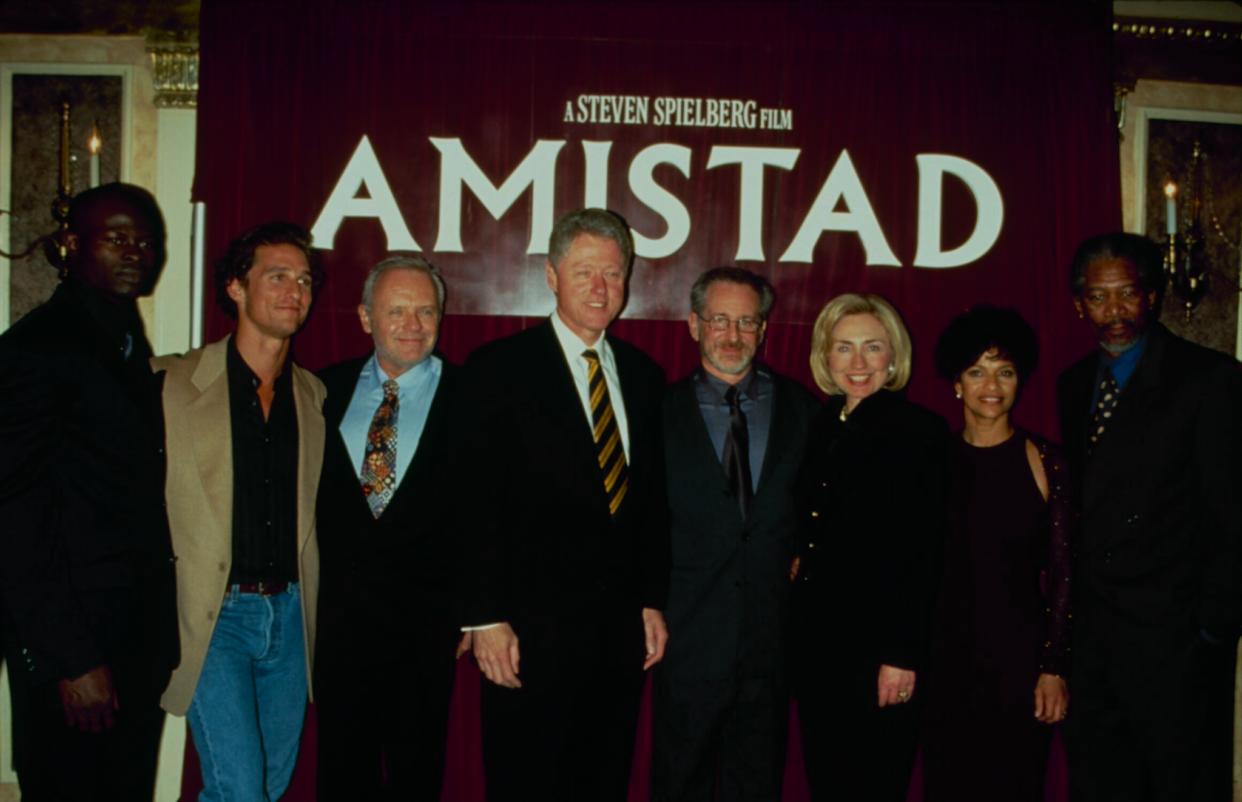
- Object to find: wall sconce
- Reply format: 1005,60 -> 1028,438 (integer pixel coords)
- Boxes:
1159,139 -> 1239,321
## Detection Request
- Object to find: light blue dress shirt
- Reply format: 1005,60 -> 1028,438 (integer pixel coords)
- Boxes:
339,353 -> 442,485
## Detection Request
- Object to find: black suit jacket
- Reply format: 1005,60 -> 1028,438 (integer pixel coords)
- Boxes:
463,320 -> 669,642
794,391 -> 949,675
0,282 -> 178,686
661,369 -> 818,681
314,356 -> 469,684
1057,323 -> 1242,645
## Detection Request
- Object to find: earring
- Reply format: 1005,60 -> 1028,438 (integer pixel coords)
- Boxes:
887,363 -> 895,374
955,391 -> 962,399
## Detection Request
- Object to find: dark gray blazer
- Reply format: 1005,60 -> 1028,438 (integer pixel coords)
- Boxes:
660,369 -> 819,681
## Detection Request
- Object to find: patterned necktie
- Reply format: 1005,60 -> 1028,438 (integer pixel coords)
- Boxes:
1087,367 -> 1119,457
360,379 -> 399,518
583,350 -> 629,517
722,385 -> 753,519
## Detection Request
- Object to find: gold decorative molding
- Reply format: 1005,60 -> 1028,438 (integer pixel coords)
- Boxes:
147,42 -> 198,108
1113,19 -> 1242,44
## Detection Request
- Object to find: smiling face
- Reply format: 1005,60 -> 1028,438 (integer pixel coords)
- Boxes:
827,313 -> 893,410
689,280 -> 766,384
545,233 -> 627,345
955,348 -> 1019,426
1074,257 -> 1157,355
228,243 -> 312,341
66,198 -> 163,301
359,268 -> 440,379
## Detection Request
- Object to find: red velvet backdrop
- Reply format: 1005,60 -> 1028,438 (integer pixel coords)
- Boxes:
186,2 -> 1120,799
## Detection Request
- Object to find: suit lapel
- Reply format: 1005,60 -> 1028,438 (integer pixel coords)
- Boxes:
1083,329 -> 1166,511
322,359 -> 374,519
535,322 -> 602,475
384,364 -> 453,517
186,340 -> 234,545
672,376 -> 728,478
292,365 -> 325,557
754,377 -> 788,498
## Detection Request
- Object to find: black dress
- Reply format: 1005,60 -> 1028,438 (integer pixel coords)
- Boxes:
921,430 -> 1072,802
793,390 -> 949,802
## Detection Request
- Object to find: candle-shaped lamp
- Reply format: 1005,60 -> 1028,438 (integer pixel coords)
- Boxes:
88,123 -> 102,189
1163,181 -> 1177,236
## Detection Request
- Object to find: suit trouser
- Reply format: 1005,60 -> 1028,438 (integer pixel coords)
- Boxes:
316,626 -> 458,802
480,608 -> 647,802
652,669 -> 788,802
1069,620 -> 1237,802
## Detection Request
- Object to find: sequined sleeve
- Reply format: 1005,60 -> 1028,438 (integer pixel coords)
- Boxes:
1034,435 -> 1073,677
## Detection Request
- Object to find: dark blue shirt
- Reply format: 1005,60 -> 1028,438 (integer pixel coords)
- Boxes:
694,365 -> 772,491
1091,332 -> 1149,408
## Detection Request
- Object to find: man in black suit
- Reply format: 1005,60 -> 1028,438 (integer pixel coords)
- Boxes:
0,183 -> 179,800
466,208 -> 670,802
1057,232 -> 1241,802
653,267 -> 818,802
315,254 -> 471,800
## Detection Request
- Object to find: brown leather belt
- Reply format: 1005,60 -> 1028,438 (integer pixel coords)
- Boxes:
232,581 -> 289,596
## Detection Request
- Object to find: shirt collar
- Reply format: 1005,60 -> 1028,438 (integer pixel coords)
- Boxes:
227,335 -> 292,391
66,279 -> 143,342
362,351 -> 439,392
550,311 -> 613,363
696,365 -> 759,403
1099,330 -> 1148,375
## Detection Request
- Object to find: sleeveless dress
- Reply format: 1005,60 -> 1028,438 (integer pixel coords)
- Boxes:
921,431 -> 1072,802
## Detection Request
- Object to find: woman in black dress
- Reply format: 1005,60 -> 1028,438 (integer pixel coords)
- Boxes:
921,305 -> 1071,802
793,293 -> 948,802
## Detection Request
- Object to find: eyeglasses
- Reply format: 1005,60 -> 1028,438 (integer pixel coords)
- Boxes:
697,314 -> 763,334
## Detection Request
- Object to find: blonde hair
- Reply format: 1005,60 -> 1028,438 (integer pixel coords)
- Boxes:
809,293 -> 913,395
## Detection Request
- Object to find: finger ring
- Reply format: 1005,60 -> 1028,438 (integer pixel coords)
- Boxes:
897,690 -> 909,700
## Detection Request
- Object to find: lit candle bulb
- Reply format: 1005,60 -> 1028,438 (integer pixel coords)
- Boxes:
1163,182 -> 1177,236
88,124 -> 102,189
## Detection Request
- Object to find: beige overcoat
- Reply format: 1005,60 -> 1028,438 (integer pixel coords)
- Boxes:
152,337 -> 325,716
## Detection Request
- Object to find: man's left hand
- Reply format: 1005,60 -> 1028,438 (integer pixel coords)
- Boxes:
642,607 -> 668,670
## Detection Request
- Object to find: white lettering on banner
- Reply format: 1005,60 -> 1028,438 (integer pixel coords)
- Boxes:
431,138 -> 565,254
628,144 -> 692,259
572,95 -> 651,125
780,150 -> 901,266
582,141 -> 612,208
564,95 -> 791,131
309,135 -> 419,250
913,154 -> 1004,268
309,136 -> 1004,269
706,146 -> 800,261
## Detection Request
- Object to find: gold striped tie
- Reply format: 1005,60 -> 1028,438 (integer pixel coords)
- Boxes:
583,349 -> 629,517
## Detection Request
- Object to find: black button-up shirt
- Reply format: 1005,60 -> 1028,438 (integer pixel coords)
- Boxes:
226,338 -> 299,585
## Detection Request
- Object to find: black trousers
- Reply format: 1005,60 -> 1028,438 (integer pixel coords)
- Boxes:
480,609 -> 647,802
6,652 -> 166,802
1069,621 -> 1237,802
796,661 -> 920,802
316,627 -> 459,802
652,669 -> 788,802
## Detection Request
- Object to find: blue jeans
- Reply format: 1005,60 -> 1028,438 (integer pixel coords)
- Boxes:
187,583 -> 308,802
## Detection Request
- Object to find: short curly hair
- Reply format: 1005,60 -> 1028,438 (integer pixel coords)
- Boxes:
934,305 -> 1039,382
215,221 -> 323,319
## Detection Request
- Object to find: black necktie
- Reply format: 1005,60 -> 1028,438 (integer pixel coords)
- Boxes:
1087,367 -> 1119,457
722,385 -> 753,519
